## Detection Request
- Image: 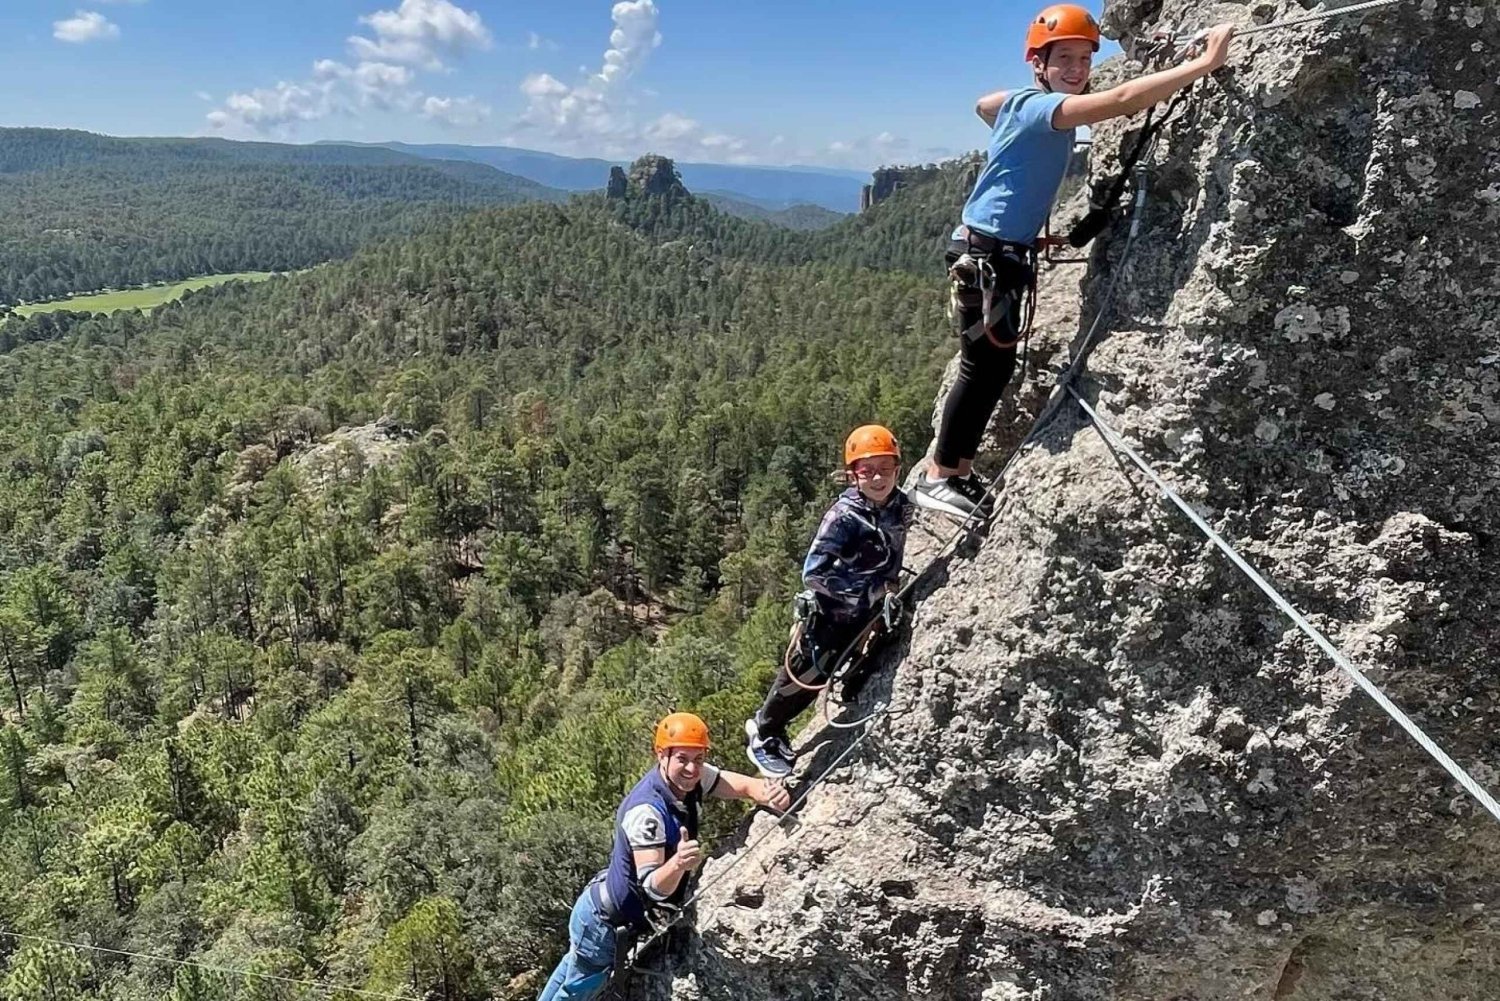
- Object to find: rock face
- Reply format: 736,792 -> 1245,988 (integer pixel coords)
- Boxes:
861,164 -> 953,211
664,2 -> 1500,999
623,154 -> 689,199
607,165 -> 630,200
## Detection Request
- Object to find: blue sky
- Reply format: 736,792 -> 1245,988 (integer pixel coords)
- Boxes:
2,0 -> 1113,169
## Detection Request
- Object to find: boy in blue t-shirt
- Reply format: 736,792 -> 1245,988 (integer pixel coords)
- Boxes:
911,5 -> 1235,521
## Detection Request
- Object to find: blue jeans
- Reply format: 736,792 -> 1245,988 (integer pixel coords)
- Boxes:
537,886 -> 619,1001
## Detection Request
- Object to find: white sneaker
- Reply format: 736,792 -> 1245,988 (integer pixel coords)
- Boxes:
912,470 -> 989,521
744,717 -> 795,779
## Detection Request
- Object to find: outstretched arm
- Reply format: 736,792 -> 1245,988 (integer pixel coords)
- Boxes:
1053,24 -> 1234,130
711,769 -> 792,811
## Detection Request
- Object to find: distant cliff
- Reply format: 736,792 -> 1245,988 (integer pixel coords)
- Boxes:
860,149 -> 1088,214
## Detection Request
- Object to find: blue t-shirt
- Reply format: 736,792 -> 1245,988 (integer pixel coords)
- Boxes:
960,87 -> 1076,244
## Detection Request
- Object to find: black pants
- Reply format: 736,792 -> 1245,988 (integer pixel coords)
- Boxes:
757,615 -> 868,736
934,238 -> 1029,469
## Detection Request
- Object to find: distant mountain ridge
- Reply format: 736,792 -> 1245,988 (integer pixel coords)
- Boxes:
334,141 -> 869,213
0,128 -> 566,304
698,192 -> 844,231
0,128 -> 561,198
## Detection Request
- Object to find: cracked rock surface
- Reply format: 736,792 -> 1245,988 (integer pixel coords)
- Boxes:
654,2 -> 1500,998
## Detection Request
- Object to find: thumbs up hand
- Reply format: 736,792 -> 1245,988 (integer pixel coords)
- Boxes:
673,830 -> 703,873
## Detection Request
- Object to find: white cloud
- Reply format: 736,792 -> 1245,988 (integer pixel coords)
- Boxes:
521,72 -> 569,99
423,95 -> 490,127
519,2 -> 683,153
208,0 -> 491,136
349,0 -> 490,70
206,80 -> 337,132
526,31 -> 558,52
54,11 -> 120,43
314,58 -> 418,109
597,0 -> 660,86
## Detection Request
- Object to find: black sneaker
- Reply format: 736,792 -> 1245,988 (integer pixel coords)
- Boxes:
912,470 -> 985,521
960,471 -> 996,516
959,472 -> 997,513
744,717 -> 796,779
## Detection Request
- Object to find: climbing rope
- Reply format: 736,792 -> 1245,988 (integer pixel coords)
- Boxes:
0,929 -> 420,1001
1164,0 -> 1410,62
1236,0 -> 1407,40
1066,386 -> 1500,825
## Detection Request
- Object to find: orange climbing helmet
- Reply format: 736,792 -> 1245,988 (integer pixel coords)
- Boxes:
1025,4 -> 1102,61
653,712 -> 712,753
844,424 -> 901,466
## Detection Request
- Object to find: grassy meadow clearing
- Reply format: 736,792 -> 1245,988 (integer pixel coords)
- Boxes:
12,271 -> 278,317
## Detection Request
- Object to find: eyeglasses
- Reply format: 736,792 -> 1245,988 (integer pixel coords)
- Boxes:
851,459 -> 899,479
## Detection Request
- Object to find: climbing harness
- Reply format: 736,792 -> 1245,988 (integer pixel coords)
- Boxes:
782,615 -> 885,696
1067,387 -> 1500,825
948,229 -> 1039,353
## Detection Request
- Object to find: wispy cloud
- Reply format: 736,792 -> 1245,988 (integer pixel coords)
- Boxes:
207,0 -> 489,136
518,0 -> 658,145
54,10 -> 120,43
422,95 -> 490,128
519,1 -> 750,160
513,2 -> 917,169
